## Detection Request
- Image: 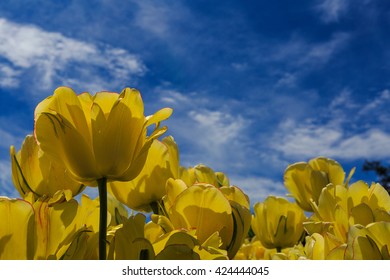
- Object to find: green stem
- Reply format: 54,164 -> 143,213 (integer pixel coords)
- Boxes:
97,177 -> 107,260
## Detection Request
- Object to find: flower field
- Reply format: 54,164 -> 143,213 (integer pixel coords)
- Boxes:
1,87 -> 389,260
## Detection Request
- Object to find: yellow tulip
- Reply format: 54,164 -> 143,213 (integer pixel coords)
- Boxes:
345,222 -> 390,260
108,136 -> 179,212
219,185 -> 250,209
163,180 -> 233,245
152,230 -> 227,260
304,232 -> 345,260
306,184 -> 349,242
179,164 -> 230,187
347,181 -> 390,226
193,164 -> 219,186
32,198 -> 79,259
167,183 -> 233,247
306,181 -> 390,246
0,197 -> 34,259
271,244 -> 307,260
108,214 -> 155,260
10,135 -> 84,198
162,179 -> 251,258
41,194 -> 109,260
234,239 -> 267,260
162,178 -> 188,214
284,157 -> 345,211
252,196 -> 306,251
34,86 -> 172,183
107,192 -> 128,226
0,195 -> 97,260
219,186 -> 251,258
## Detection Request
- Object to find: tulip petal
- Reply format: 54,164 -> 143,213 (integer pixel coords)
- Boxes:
33,199 -> 79,259
111,214 -> 155,260
308,157 -> 345,185
10,145 -> 34,197
350,203 -> 374,226
194,165 -> 218,186
108,139 -> 174,211
35,112 -> 98,182
0,198 -> 34,259
145,107 -> 173,127
227,201 -> 251,259
164,178 -> 188,212
162,136 -> 180,178
220,186 -> 250,209
95,89 -> 145,178
169,184 -> 233,246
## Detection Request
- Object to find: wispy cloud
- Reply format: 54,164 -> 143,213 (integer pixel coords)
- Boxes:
0,63 -> 20,88
273,121 -> 390,160
156,86 -> 252,173
0,160 -> 15,198
0,18 -> 146,95
314,0 -> 350,23
0,127 -> 23,150
271,32 -> 350,69
359,90 -> 390,116
133,0 -> 186,38
270,89 -> 390,161
230,176 -> 287,205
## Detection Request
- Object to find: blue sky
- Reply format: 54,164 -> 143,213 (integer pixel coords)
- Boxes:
1,0 -> 390,204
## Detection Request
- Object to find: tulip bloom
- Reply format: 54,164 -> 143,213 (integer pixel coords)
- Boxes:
0,197 -> 34,259
108,136 -> 179,212
345,222 -> 390,260
34,87 -> 172,184
152,230 -> 228,260
162,179 -> 250,259
10,135 -> 84,198
0,195 -> 93,260
108,214 -> 154,260
252,196 -> 306,251
305,181 -> 390,246
165,181 -> 234,247
179,164 -> 230,187
284,157 -> 345,212
34,86 -> 172,260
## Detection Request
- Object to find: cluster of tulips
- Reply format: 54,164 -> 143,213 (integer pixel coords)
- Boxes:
236,158 -> 390,260
1,87 -> 389,260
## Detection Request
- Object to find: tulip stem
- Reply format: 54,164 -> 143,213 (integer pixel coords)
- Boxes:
97,177 -> 107,260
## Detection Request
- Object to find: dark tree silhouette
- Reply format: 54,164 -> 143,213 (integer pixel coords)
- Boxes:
362,160 -> 390,194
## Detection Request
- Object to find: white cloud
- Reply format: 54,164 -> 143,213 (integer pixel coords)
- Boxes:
158,89 -> 193,105
189,110 -> 247,146
0,160 -> 16,198
134,1 -> 172,37
156,86 -> 254,173
0,128 -> 24,150
329,88 -> 354,110
272,33 -> 349,68
275,72 -> 297,88
271,119 -> 343,159
231,63 -> 249,72
0,18 -> 146,94
174,109 -> 250,171
315,0 -> 349,23
230,176 -> 287,206
269,88 -> 390,163
132,0 -> 188,39
359,89 -> 390,116
0,63 -> 20,88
